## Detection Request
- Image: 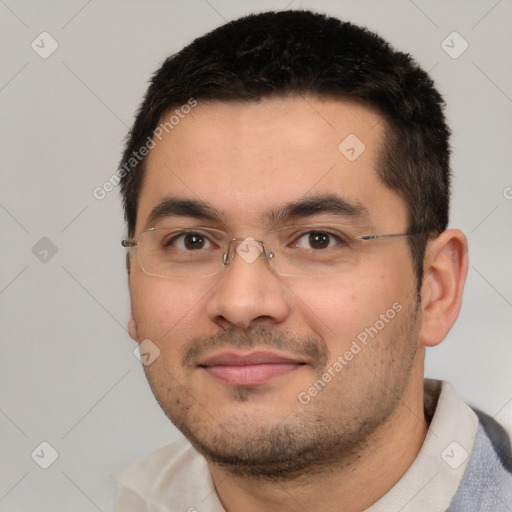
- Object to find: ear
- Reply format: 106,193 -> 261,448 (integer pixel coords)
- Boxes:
128,309 -> 139,342
419,229 -> 468,347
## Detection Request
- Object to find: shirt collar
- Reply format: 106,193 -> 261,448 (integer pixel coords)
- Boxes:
366,379 -> 479,512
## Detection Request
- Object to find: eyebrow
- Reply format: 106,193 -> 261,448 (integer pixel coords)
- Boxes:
144,197 -> 224,229
263,193 -> 369,225
143,193 -> 369,230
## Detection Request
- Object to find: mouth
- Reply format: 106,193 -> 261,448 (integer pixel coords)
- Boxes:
198,351 -> 306,386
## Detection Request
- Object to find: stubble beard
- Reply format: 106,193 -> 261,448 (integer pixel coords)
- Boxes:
146,300 -> 421,481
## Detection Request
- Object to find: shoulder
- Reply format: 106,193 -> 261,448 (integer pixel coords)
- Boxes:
447,402 -> 512,510
472,408 -> 512,474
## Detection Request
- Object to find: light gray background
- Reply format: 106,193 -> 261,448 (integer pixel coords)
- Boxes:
0,0 -> 511,510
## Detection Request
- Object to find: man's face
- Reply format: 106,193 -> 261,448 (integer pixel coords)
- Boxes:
128,97 -> 423,477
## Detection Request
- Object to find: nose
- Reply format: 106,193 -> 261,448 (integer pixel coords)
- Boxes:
205,238 -> 291,330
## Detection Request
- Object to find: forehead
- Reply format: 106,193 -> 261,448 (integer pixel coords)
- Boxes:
136,97 -> 407,233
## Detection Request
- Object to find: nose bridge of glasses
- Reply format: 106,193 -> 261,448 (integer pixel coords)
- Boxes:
223,236 -> 270,266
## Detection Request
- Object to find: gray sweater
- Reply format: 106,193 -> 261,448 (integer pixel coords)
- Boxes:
448,410 -> 512,511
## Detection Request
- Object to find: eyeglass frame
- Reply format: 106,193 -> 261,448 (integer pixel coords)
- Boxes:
121,224 -> 427,279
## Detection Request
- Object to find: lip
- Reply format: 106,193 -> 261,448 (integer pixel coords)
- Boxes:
198,351 -> 305,386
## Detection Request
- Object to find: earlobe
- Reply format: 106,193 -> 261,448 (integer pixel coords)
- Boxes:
418,229 -> 468,348
128,310 -> 139,342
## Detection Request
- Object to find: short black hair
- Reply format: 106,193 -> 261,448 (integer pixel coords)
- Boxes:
119,10 -> 451,285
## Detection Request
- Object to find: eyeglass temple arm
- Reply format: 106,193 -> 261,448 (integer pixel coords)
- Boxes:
357,232 -> 424,241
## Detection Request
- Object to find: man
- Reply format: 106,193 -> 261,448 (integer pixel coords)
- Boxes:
112,10 -> 512,511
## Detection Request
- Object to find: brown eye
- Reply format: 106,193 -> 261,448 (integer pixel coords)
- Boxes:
294,231 -> 341,250
183,233 -> 206,250
308,232 -> 330,249
166,232 -> 212,250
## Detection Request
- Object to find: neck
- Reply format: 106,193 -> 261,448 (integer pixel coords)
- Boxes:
208,372 -> 428,512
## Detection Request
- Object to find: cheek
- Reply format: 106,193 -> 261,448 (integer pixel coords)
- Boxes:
288,266 -> 411,350
288,277 -> 372,350
129,276 -> 209,340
